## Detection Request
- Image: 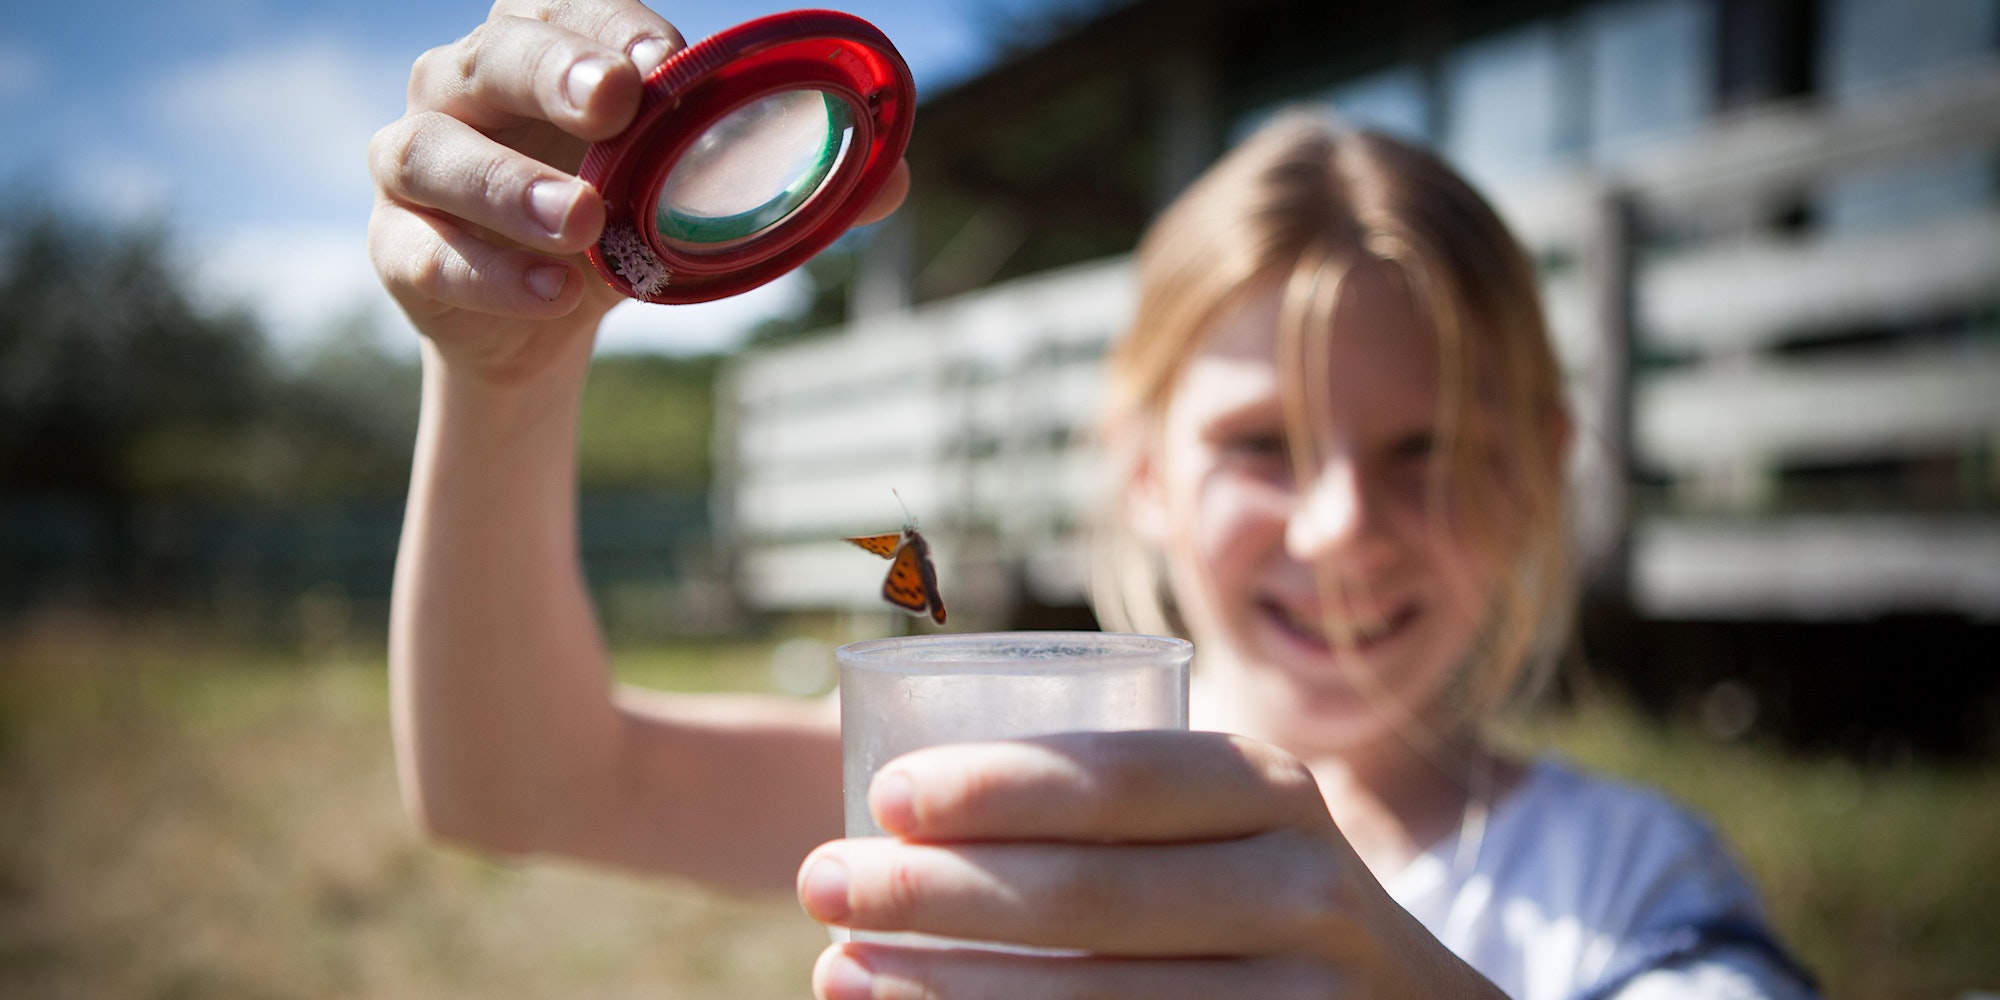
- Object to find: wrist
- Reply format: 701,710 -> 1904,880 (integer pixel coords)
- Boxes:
413,337 -> 595,496
413,270 -> 618,394
423,323 -> 594,413
1378,902 -> 1509,1000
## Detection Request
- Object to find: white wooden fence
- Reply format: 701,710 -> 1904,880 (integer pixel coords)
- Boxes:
718,62 -> 2000,623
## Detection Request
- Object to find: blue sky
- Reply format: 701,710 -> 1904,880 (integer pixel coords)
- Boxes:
0,1 -> 1074,356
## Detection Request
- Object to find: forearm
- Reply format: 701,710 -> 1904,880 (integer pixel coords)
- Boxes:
389,333 -> 615,854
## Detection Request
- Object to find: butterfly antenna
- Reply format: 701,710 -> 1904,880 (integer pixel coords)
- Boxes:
891,488 -> 916,528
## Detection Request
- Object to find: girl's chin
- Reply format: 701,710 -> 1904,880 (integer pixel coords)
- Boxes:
1235,669 -> 1420,751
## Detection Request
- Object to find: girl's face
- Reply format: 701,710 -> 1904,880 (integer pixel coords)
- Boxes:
1134,270 -> 1495,752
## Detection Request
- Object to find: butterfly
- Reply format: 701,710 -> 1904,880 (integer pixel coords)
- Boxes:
844,520 -> 947,626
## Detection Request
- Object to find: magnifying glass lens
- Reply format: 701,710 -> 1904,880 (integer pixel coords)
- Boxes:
656,89 -> 856,246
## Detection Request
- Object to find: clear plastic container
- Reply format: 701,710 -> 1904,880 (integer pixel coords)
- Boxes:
835,631 -> 1191,949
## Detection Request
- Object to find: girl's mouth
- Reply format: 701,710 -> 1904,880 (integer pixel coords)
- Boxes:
1256,596 -> 1421,654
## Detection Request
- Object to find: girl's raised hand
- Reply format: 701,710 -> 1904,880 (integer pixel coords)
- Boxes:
798,730 -> 1504,1000
367,0 -> 910,383
369,0 -> 677,382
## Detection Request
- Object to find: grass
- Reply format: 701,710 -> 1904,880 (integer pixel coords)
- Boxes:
1500,698 -> 2000,998
1,617 -> 1994,998
0,619 -> 827,1000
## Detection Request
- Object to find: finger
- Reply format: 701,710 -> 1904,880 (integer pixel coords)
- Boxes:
813,943 -> 1330,1000
853,159 -> 910,227
372,111 -> 605,255
450,0 -> 687,131
491,0 -> 685,58
408,15 -> 654,141
370,200 -> 585,319
869,731 -> 1327,843
799,832 -> 1351,957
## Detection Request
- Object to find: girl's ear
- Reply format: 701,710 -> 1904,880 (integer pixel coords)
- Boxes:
1125,436 -> 1170,547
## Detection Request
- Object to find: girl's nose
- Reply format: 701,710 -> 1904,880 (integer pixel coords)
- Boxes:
1285,459 -> 1388,566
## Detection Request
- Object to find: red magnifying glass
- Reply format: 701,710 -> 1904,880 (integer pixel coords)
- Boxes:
579,10 -> 915,304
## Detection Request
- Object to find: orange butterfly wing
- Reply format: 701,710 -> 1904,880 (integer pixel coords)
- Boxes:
880,531 -> 947,625
844,532 -> 904,558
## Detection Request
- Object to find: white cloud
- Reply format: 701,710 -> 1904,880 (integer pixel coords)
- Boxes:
190,222 -> 409,358
595,269 -> 811,355
151,39 -> 403,208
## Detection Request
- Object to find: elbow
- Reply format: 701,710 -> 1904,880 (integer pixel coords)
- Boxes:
398,776 -> 545,860
390,728 -> 562,859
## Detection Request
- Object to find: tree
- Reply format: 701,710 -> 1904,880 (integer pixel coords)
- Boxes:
0,204 -> 268,501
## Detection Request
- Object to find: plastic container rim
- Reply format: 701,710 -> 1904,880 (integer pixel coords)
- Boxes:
836,631 -> 1194,675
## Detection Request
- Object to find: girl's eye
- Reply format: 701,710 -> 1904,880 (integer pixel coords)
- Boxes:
1390,430 -> 1437,462
1223,431 -> 1287,459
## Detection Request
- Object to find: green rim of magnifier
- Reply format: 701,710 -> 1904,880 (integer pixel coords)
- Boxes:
654,93 -> 857,245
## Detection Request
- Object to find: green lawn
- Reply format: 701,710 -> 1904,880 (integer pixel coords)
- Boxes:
1,622 -> 1993,999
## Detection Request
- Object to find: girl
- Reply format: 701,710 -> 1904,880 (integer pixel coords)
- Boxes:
369,2 -> 1816,997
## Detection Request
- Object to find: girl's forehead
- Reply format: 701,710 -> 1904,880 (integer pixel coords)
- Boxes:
1196,285 -> 1286,362
1177,273 -> 1441,409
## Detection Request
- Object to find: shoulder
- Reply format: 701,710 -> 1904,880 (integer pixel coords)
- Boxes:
1421,757 -> 1813,999
1484,757 -> 1763,939
1497,763 -> 1820,999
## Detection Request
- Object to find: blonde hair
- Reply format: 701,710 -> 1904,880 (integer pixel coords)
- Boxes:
1091,112 -> 1573,717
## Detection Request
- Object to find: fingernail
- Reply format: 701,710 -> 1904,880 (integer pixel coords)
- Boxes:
566,56 -> 614,112
628,36 -> 671,78
526,263 -> 569,301
527,180 -> 577,237
817,950 -> 875,1000
869,771 -> 916,833
799,855 -> 851,923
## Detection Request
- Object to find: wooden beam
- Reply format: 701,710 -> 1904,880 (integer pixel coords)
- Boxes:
1637,346 -> 2000,471
1633,515 -> 2000,620
1620,63 -> 2000,220
1641,210 -> 2000,354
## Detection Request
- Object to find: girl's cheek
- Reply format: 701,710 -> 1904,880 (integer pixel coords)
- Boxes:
1186,471 -> 1288,571
1394,499 -> 1498,618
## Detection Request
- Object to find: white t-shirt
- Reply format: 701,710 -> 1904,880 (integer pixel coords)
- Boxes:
1386,758 -> 1818,1000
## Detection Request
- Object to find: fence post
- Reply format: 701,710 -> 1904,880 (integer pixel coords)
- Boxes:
1578,185 -> 1638,603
